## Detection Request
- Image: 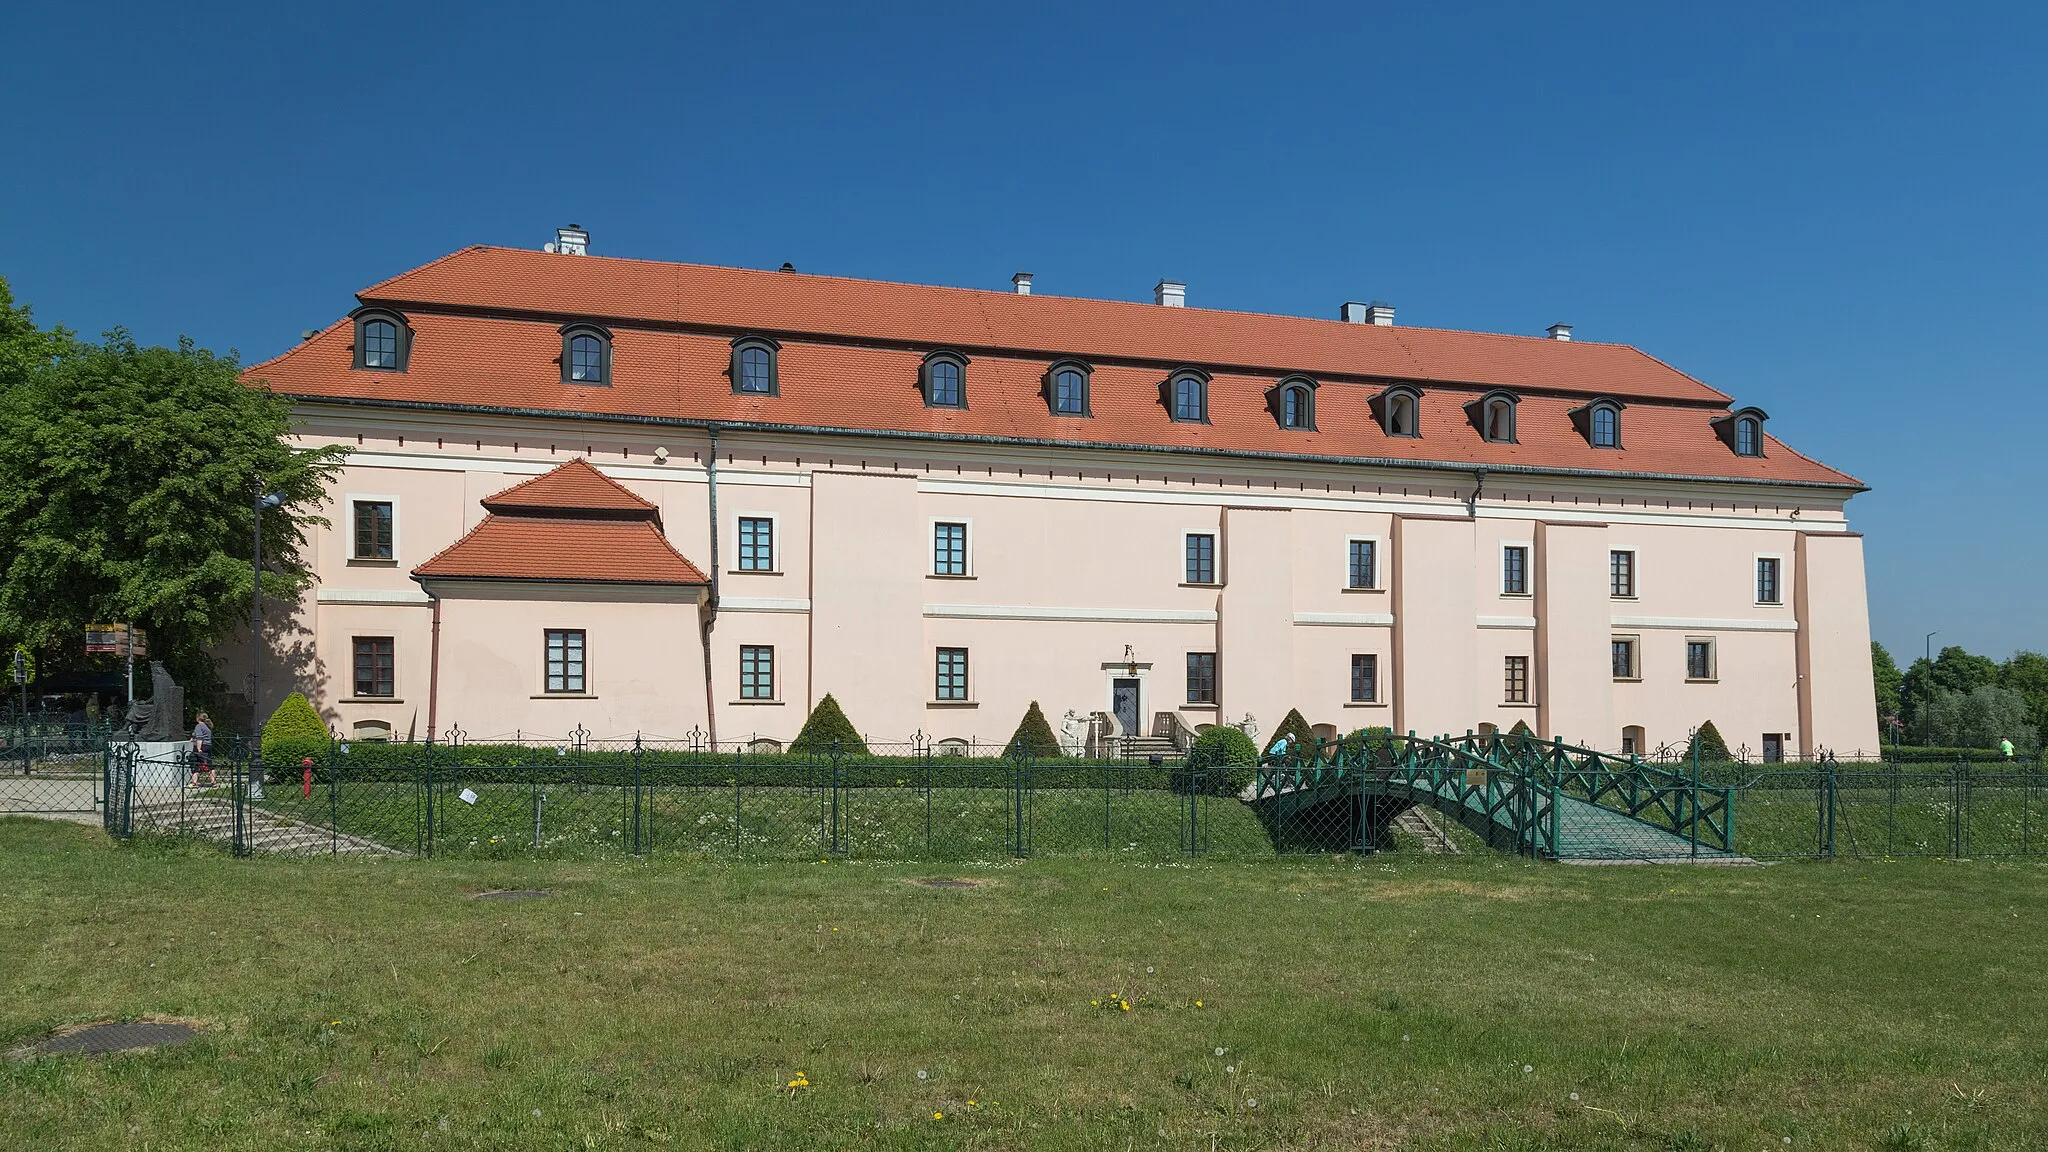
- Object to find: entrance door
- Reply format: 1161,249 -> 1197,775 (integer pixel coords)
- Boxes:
1112,678 -> 1141,735
1762,733 -> 1784,763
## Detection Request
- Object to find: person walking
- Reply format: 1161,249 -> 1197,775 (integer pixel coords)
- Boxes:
2001,736 -> 2016,762
190,711 -> 215,787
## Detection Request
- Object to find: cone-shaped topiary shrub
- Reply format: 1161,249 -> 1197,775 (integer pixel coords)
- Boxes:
1005,701 -> 1064,758
791,693 -> 869,755
1267,708 -> 1318,757
261,691 -> 329,776
1179,725 -> 1258,795
1691,720 -> 1731,763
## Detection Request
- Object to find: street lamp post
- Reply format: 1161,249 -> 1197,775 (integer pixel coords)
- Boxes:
1923,631 -> 1939,748
250,483 -> 284,800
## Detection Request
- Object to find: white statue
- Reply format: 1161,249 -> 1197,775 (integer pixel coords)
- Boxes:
1234,713 -> 1259,742
1059,709 -> 1086,756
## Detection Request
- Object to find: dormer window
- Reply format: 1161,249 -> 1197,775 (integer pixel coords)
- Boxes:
1166,368 -> 1209,423
1569,397 -> 1626,448
1711,406 -> 1770,457
731,336 -> 780,396
352,309 -> 410,372
1374,385 -> 1422,437
561,324 -> 611,385
921,351 -> 967,408
1268,375 -> 1318,431
1048,360 -> 1091,416
1469,390 -> 1519,443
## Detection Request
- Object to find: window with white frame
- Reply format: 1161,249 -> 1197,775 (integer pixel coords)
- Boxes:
352,637 -> 394,698
1504,655 -> 1531,703
740,645 -> 774,699
1186,652 -> 1216,704
1756,556 -> 1782,605
1350,654 -> 1379,703
933,522 -> 968,576
737,517 -> 774,571
545,629 -> 586,694
935,647 -> 969,700
1185,533 -> 1217,584
1501,545 -> 1530,595
352,500 -> 394,561
1347,539 -> 1378,590
1610,549 -> 1635,598
1685,637 -> 1717,681
1611,636 -> 1640,680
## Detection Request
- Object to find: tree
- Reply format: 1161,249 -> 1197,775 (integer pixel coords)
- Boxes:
1925,686 -> 2036,751
0,276 -> 71,393
260,689 -> 329,773
1999,651 -> 2048,743
1691,721 -> 1731,763
1870,642 -> 1903,728
0,328 -> 345,711
1267,708 -> 1317,756
1180,725 -> 1257,795
790,693 -> 868,755
1005,700 -> 1064,758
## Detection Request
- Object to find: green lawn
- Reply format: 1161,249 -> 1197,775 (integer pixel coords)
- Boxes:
3,819 -> 2046,1151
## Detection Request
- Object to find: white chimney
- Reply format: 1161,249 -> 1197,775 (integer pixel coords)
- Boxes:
1011,272 -> 1033,295
1154,279 -> 1186,307
1547,323 -> 1573,342
548,224 -> 589,256
1343,301 -> 1395,326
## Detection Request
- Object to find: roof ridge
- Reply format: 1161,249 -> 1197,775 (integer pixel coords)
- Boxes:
481,457 -> 658,512
360,245 -> 492,301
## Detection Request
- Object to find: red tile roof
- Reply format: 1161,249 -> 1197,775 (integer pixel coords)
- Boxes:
412,460 -> 707,586
250,247 -> 1862,489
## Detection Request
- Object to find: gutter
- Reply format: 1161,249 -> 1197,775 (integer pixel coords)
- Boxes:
701,425 -> 720,748
282,393 -> 1869,494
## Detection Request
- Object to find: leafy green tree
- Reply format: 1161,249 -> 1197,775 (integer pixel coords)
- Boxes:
1180,725 -> 1257,795
1004,700 -> 1064,758
1999,651 -> 2048,743
1925,686 -> 2036,751
0,328 -> 345,711
1267,708 -> 1317,756
1691,721 -> 1732,763
790,693 -> 868,755
0,277 -> 71,393
1871,642 -> 1903,727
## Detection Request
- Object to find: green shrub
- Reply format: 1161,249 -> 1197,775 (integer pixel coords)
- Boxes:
1342,726 -> 1398,766
1005,701 -> 1064,758
1691,721 -> 1732,763
1267,709 -> 1318,757
790,694 -> 868,755
1179,725 -> 1257,795
261,691 -> 328,777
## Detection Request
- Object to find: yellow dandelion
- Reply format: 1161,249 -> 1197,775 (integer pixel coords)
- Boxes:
967,1100 -> 977,1107
1091,999 -> 1100,1006
1120,1000 -> 1131,1012
1195,1000 -> 1204,1008
933,1111 -> 944,1120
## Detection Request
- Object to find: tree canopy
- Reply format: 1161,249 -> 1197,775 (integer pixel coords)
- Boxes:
0,288 -> 344,710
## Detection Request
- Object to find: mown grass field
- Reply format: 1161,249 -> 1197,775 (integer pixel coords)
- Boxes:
3,818 -> 2046,1151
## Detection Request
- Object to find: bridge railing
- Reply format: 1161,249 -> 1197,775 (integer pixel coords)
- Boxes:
1451,732 -> 1733,853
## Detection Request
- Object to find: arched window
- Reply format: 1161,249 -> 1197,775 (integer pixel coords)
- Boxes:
1470,391 -> 1519,443
1269,375 -> 1317,430
1167,369 -> 1208,423
1048,361 -> 1091,416
1736,417 -> 1760,456
352,309 -> 410,371
731,336 -> 780,396
921,351 -> 967,408
561,325 -> 611,385
1376,386 -> 1422,438
1591,404 -> 1618,447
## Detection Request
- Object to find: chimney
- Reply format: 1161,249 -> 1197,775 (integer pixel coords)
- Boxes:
1547,323 -> 1573,342
1154,279 -> 1186,307
1011,271 -> 1033,295
547,224 -> 589,256
1343,301 -> 1395,326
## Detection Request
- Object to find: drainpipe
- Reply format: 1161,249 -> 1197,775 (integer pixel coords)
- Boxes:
422,583 -> 442,743
700,426 -> 721,747
1466,467 -> 1487,518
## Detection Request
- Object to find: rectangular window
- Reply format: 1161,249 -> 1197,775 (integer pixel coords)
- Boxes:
351,637 -> 394,698
545,629 -> 586,694
1186,533 -> 1216,584
353,501 -> 393,560
1756,557 -> 1782,605
737,517 -> 774,571
1502,545 -> 1529,595
1347,539 -> 1377,590
1611,637 -> 1638,680
1686,638 -> 1716,681
1610,550 -> 1635,598
1186,652 -> 1217,704
740,645 -> 774,699
1504,655 -> 1530,703
934,522 -> 968,576
1350,654 -> 1379,703
935,647 -> 969,701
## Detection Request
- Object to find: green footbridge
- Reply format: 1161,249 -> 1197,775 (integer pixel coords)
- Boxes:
1248,733 -> 1740,862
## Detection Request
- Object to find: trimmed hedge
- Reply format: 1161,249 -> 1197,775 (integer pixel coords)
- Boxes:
1006,701 -> 1064,758
1179,726 -> 1257,795
261,692 -> 328,780
1691,721 -> 1731,763
791,694 -> 867,756
1267,709 -> 1317,757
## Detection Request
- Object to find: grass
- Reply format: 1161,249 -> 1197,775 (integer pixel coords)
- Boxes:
5,819 -> 2048,1150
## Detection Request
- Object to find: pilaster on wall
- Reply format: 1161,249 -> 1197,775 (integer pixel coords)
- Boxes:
1796,531 -> 1881,757
1217,506 -> 1294,741
1394,516 -> 1476,738
1536,521 -> 1613,747
809,471 -> 921,740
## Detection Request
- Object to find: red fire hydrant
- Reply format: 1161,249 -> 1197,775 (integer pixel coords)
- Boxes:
302,757 -> 314,798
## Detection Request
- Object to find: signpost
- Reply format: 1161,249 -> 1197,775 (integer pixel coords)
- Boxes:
11,647 -> 25,717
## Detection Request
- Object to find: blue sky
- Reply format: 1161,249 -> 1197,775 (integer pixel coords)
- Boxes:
3,1 -> 2042,660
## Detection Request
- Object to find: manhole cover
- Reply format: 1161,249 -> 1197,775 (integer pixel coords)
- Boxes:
469,889 -> 551,901
910,878 -> 985,889
23,1021 -> 198,1057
